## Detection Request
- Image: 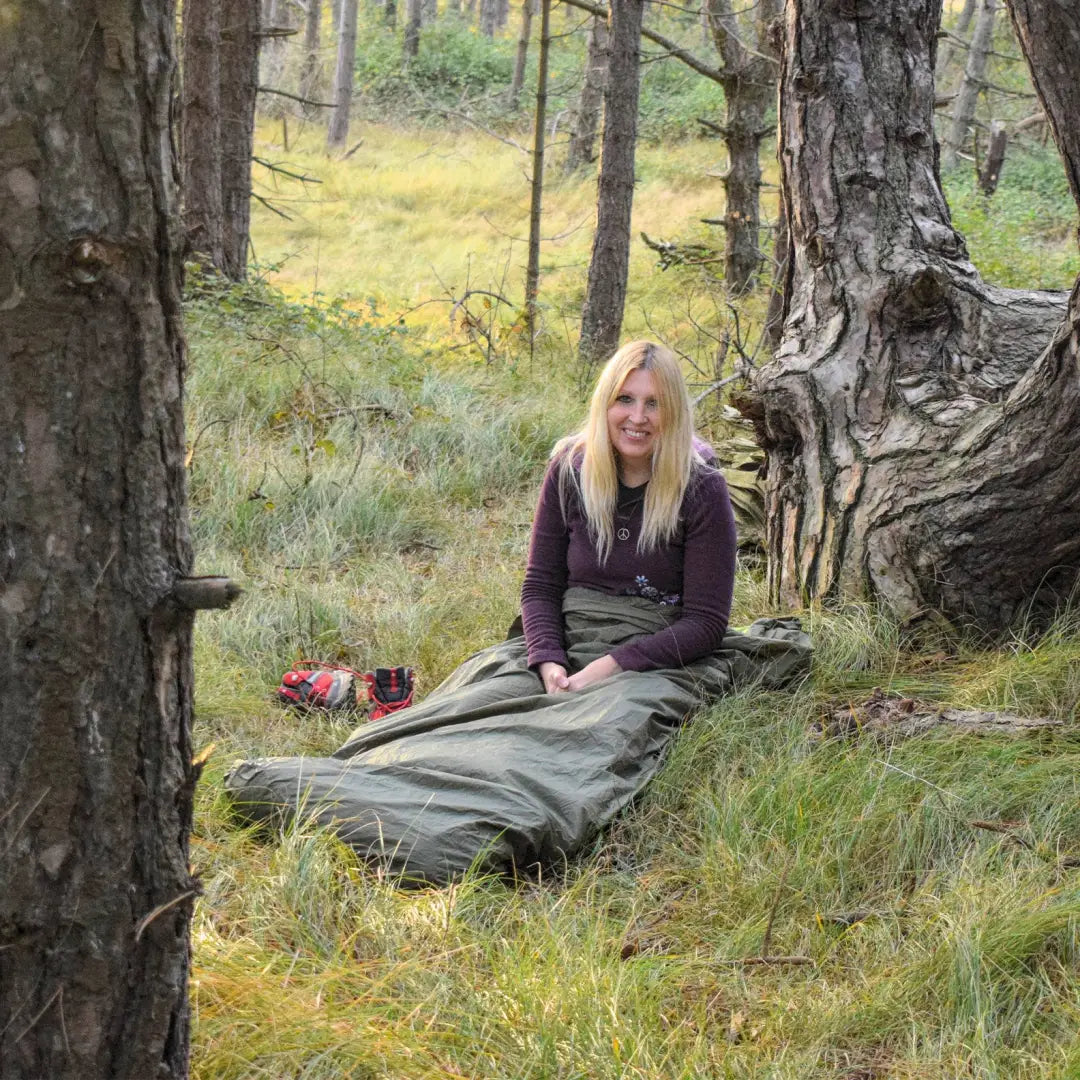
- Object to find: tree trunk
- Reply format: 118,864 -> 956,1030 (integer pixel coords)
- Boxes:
328,0 -> 360,149
0,4 -> 195,1078
942,0 -> 997,169
509,0 -> 534,110
479,0 -> 497,37
404,0 -> 423,59
565,14 -> 609,173
260,0 -> 291,108
183,0 -> 226,269
750,0 -> 1079,632
221,0 -> 261,280
706,0 -> 780,294
385,0 -> 398,27
300,0 -> 324,117
578,0 -> 644,367
525,0 -> 551,341
939,0 -> 978,74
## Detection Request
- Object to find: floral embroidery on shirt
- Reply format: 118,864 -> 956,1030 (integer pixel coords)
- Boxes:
622,574 -> 681,606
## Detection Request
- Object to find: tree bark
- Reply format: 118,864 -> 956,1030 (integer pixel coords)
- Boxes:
751,0 -> 1078,631
0,3 -> 195,1078
939,0 -> 978,73
404,0 -> 424,59
328,0 -> 360,148
943,0 -> 998,169
182,0 -> 226,269
578,0 -> 645,367
260,0 -> 291,109
510,0 -> 534,110
479,0 -> 497,37
706,0 -> 781,294
525,0 -> 551,341
565,14 -> 609,173
221,0 -> 261,280
300,0 -> 324,118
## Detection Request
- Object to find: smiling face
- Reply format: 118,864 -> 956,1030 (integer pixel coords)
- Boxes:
606,368 -> 662,483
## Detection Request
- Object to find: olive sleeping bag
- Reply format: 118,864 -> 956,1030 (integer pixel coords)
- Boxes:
224,588 -> 811,885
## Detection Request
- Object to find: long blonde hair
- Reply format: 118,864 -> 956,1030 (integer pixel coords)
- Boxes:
553,340 -> 701,563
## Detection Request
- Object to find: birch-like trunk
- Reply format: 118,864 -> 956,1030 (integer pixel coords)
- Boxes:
751,0 -> 1079,631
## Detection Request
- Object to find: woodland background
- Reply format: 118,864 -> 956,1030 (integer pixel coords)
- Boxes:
174,1 -> 1080,1077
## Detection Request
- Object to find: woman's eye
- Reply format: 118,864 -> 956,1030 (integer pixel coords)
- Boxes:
616,394 -> 632,404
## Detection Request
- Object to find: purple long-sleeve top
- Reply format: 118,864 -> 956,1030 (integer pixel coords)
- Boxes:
521,453 -> 738,672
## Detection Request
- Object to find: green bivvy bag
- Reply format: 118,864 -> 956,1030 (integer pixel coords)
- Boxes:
224,588 -> 811,885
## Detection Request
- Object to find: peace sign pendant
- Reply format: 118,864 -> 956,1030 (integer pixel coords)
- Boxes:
617,527 -> 631,541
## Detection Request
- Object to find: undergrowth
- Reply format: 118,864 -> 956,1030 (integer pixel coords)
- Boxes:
189,113 -> 1080,1078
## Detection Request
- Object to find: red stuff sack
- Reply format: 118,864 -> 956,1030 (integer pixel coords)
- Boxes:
277,661 -> 361,711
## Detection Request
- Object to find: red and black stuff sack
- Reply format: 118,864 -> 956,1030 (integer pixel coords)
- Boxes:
277,662 -> 416,719
363,666 -> 415,720
277,662 -> 361,711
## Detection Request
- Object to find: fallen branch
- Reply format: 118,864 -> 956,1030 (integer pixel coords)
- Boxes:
818,688 -> 1063,742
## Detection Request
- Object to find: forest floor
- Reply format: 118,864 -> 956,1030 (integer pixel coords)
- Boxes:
186,123 -> 1080,1079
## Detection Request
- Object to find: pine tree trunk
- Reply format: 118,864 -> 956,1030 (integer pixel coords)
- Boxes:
565,14 -> 609,173
750,0 -> 1079,632
260,0 -> 290,108
939,0 -> 978,74
578,0 -> 644,366
0,5 -> 195,1078
329,0 -> 360,148
509,0 -> 534,110
300,0 -> 324,117
525,0 -> 551,338
221,0 -> 261,280
706,0 -> 780,294
404,0 -> 423,58
183,0 -> 226,269
943,0 -> 997,170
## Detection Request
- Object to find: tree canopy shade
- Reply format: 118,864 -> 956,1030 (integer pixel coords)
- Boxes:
0,3 -> 197,1078
750,0 -> 1080,631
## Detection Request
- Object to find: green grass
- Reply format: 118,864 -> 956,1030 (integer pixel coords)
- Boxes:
189,114 -> 1080,1078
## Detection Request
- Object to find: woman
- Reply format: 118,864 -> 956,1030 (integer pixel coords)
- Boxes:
523,339 -> 737,694
226,342 -> 807,885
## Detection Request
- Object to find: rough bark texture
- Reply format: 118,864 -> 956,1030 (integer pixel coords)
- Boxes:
943,0 -> 997,169
565,15 -> 609,173
221,0 -> 260,279
0,3 -> 195,1078
329,0 -> 360,148
182,0 -> 226,268
706,0 -> 781,293
578,0 -> 644,366
751,0 -> 1079,631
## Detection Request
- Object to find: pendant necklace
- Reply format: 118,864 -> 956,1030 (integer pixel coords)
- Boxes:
615,483 -> 646,542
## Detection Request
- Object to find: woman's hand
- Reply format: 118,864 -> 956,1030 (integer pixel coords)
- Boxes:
564,654 -> 622,692
538,661 -> 570,694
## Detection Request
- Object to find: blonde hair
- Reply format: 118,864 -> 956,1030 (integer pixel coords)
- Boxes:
553,340 -> 701,563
